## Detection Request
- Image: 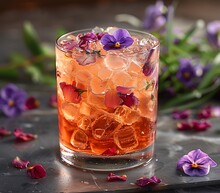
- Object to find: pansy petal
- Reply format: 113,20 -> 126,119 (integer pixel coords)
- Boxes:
75,52 -> 97,66
116,86 -> 133,94
0,127 -> 12,136
196,155 -> 217,167
25,97 -> 40,110
177,155 -> 193,169
61,85 -> 81,103
113,29 -> 131,40
12,156 -> 30,169
101,34 -> 116,46
13,128 -> 37,142
187,149 -> 208,162
27,164 -> 46,179
211,106 -> 220,117
120,37 -> 134,47
119,93 -> 139,108
104,90 -> 122,109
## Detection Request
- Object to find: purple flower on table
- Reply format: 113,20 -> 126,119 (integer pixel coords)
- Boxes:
100,29 -> 134,51
206,20 -> 220,49
143,1 -> 168,31
176,59 -> 203,88
197,106 -> 212,119
211,106 -> 220,117
107,172 -> 127,182
177,149 -> 217,176
192,120 -> 212,131
0,84 -> 27,117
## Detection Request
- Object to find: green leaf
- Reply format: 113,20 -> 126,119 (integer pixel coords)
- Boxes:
25,65 -> 42,82
23,21 -> 45,56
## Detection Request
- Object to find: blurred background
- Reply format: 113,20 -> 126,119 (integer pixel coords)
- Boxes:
1,0 -> 220,64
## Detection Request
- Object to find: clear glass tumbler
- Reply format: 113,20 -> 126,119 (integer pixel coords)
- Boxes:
56,27 -> 160,171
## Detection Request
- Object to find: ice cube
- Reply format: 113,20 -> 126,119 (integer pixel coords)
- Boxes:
77,117 -> 91,130
91,115 -> 120,140
113,126 -> 138,152
92,26 -> 104,34
79,102 -> 91,116
111,71 -> 136,87
98,66 -> 112,80
87,93 -> 106,109
105,27 -> 118,34
61,102 -> 80,122
90,76 -> 108,94
114,106 -> 140,125
75,70 -> 92,87
70,129 -> 88,150
104,54 -> 128,71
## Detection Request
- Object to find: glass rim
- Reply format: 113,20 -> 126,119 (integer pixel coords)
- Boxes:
55,28 -> 160,53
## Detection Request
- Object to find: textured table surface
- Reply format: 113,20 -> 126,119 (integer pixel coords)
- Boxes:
0,86 -> 220,193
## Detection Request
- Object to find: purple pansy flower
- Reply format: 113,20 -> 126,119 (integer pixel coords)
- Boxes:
176,59 -> 203,88
207,20 -> 220,49
177,149 -> 217,176
100,29 -> 134,51
143,1 -> 168,31
0,84 -> 27,117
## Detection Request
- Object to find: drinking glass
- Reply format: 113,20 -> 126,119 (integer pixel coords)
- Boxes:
55,27 -> 160,171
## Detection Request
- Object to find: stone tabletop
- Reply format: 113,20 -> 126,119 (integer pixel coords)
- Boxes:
0,86 -> 220,193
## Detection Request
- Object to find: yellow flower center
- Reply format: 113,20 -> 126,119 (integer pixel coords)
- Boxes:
183,72 -> 190,79
191,162 -> 199,168
115,42 -> 121,48
8,100 -> 15,107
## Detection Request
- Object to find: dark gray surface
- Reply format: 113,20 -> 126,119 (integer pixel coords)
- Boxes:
0,87 -> 220,193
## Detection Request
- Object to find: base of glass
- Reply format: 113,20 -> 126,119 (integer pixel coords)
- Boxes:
60,143 -> 154,171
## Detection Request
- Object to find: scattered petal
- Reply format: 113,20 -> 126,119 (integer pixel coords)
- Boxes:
143,49 -> 156,76
197,106 -> 212,119
107,173 -> 127,182
25,97 -> 40,110
27,164 -> 46,179
136,176 -> 161,187
102,148 -> 117,156
49,94 -> 57,108
0,127 -> 12,136
116,86 -> 133,94
172,109 -> 191,120
191,120 -> 212,131
13,128 -> 37,142
119,92 -> 139,108
75,51 -> 97,66
177,149 -> 217,176
105,90 -> 122,109
12,156 -> 30,169
60,82 -> 86,104
177,121 -> 192,131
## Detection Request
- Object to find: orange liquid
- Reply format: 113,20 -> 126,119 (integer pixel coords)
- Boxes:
56,35 -> 159,156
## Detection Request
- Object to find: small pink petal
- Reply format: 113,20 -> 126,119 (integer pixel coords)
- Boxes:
191,120 -> 212,131
13,128 -> 37,142
0,127 -> 12,136
107,173 -> 127,182
197,106 -> 212,119
136,176 -> 161,187
102,148 -> 117,156
211,106 -> 220,117
25,97 -> 40,110
27,164 -> 46,179
75,52 -> 96,66
12,156 -> 30,169
116,86 -> 133,94
60,84 -> 81,104
177,121 -> 192,131
172,109 -> 191,120
119,93 -> 139,108
105,90 -> 122,109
